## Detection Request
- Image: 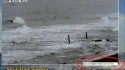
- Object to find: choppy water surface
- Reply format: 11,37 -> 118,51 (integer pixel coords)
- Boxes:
2,16 -> 118,64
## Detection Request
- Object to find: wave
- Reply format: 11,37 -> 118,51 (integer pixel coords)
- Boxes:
13,17 -> 25,25
3,15 -> 118,43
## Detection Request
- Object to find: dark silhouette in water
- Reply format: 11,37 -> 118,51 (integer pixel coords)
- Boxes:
106,39 -> 111,42
93,39 -> 102,42
86,32 -> 88,39
68,35 -> 71,44
54,16 -> 56,18
8,20 -> 13,23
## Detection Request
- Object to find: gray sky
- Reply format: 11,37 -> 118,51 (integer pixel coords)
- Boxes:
3,0 -> 118,20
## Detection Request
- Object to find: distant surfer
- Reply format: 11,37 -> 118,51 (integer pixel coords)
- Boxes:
8,20 -> 13,23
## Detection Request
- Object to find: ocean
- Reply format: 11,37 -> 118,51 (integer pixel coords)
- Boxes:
2,15 -> 118,64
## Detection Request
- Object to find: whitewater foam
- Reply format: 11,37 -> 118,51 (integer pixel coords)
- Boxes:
13,17 -> 25,25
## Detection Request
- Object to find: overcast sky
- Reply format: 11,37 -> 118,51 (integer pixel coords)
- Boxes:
3,0 -> 118,20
